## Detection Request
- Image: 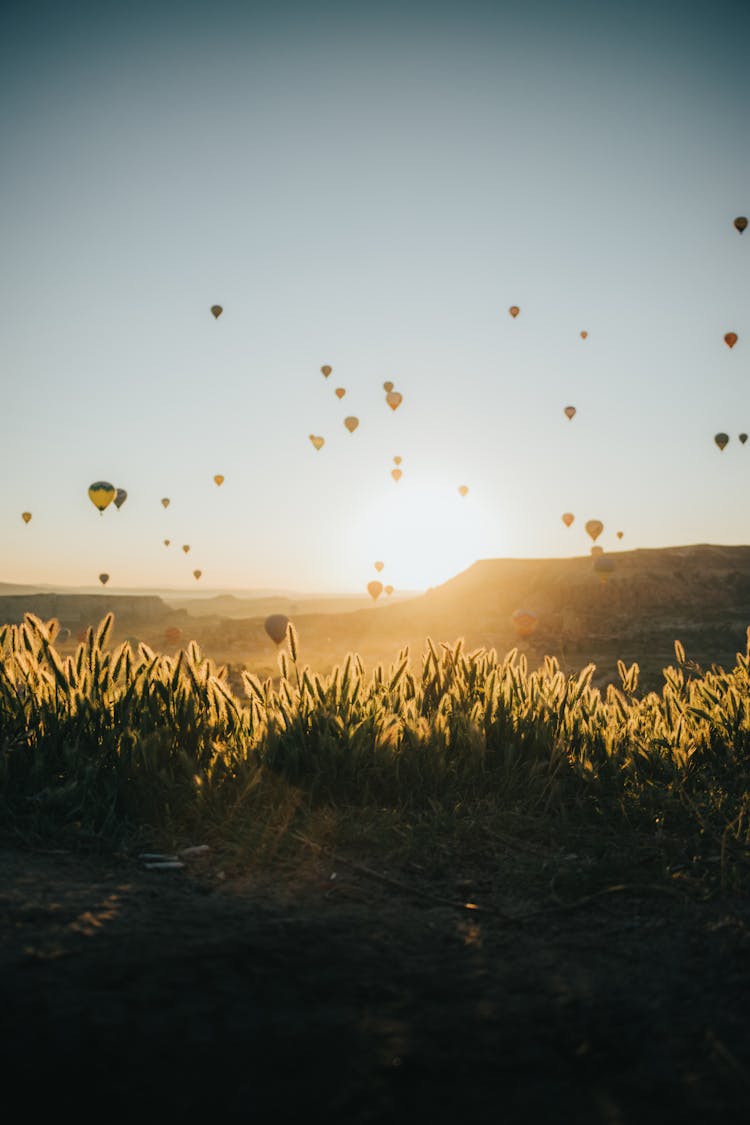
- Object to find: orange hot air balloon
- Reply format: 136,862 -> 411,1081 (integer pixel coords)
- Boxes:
385,391 -> 403,411
509,306 -> 520,318
391,468 -> 403,481
383,381 -> 394,393
384,585 -> 394,596
725,332 -> 738,348
616,531 -> 624,539
511,608 -> 537,637
564,406 -> 576,421
580,331 -> 588,339
182,544 -> 190,553
367,580 -> 383,601
734,217 -> 748,234
321,365 -> 332,377
21,512 -> 31,524
715,432 -> 729,451
210,305 -> 223,319
335,387 -> 346,399
161,497 -> 170,508
561,512 -> 574,528
374,561 -> 384,572
393,456 -> 402,465
163,539 -> 171,546
585,519 -> 604,542
193,569 -> 202,580
458,485 -> 469,496
99,573 -> 109,586
309,434 -> 325,450
214,474 -> 224,486
344,416 -> 359,433
264,613 -> 290,645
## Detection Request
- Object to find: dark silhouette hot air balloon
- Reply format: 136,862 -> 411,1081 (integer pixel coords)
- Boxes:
161,497 -> 170,509
182,544 -> 190,553
321,365 -> 332,377
193,569 -> 202,580
114,488 -> 127,509
715,433 -> 729,451
725,332 -> 738,349
264,614 -> 289,645
99,573 -> 109,586
740,434 -> 748,445
211,305 -> 223,319
734,217 -> 747,234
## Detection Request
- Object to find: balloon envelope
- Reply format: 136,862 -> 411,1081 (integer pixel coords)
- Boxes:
182,544 -> 190,553
309,434 -> 325,450
88,481 -> 115,513
163,539 -> 171,546
344,416 -> 359,433
564,406 -> 576,421
213,475 -> 224,486
264,613 -> 289,645
161,498 -> 170,508
21,511 -> 31,524
734,217 -> 748,233
561,512 -> 574,527
385,391 -> 403,411
367,580 -> 383,601
321,365 -> 332,377
585,519 -> 604,541
114,488 -> 127,509
391,468 -> 403,481
458,485 -> 469,496
393,456 -> 402,465
616,530 -> 624,539
335,387 -> 346,399
384,585 -> 394,596
99,573 -> 109,586
374,561 -> 384,572
580,331 -> 588,339
725,332 -> 738,348
211,305 -> 223,318
740,434 -> 748,444
193,570 -> 202,580
509,306 -> 520,318
383,381 -> 394,393
715,433 -> 729,451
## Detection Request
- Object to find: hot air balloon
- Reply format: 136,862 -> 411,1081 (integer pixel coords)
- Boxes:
740,434 -> 748,445
193,569 -> 202,580
511,609 -> 537,638
384,585 -> 394,596
385,391 -> 403,411
593,555 -> 615,582
458,485 -> 469,497
163,539 -> 171,546
164,627 -> 182,646
99,573 -> 109,586
715,433 -> 729,451
616,530 -> 624,539
564,406 -> 576,421
21,512 -> 31,524
374,561 -> 384,572
509,306 -> 520,318
344,416 -> 359,433
211,305 -> 223,319
161,498 -> 170,509
391,468 -> 403,481
264,614 -> 289,645
725,333 -> 738,349
561,513 -> 574,528
367,580 -> 383,601
309,434 -> 325,450
591,545 -> 604,557
214,475 -> 224,486
585,519 -> 604,542
383,381 -> 394,393
321,365 -> 332,377
88,481 -> 115,514
393,456 -> 402,465
580,331 -> 588,340
114,488 -> 127,509
182,544 -> 190,553
734,217 -> 748,234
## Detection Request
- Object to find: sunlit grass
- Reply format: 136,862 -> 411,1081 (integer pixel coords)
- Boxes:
1,613 -> 749,894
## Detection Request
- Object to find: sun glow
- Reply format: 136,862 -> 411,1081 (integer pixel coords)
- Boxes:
349,478 -> 508,592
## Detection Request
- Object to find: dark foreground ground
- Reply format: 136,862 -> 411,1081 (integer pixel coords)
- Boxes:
1,843 -> 749,1123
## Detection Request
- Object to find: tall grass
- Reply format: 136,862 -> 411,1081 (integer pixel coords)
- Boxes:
1,613 -> 749,886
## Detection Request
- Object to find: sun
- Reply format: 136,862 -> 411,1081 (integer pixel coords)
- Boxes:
348,477 -> 506,592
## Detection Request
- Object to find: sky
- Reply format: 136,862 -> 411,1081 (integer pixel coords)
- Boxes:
1,0 -> 748,594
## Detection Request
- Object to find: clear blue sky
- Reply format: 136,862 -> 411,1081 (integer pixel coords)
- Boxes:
1,0 -> 748,593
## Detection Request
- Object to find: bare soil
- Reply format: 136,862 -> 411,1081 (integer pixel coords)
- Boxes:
1,844 -> 749,1123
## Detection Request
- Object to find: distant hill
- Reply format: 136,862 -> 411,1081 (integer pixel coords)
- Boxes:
4,546 -> 750,690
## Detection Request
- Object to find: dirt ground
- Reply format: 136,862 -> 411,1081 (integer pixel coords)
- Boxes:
1,843 -> 749,1123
